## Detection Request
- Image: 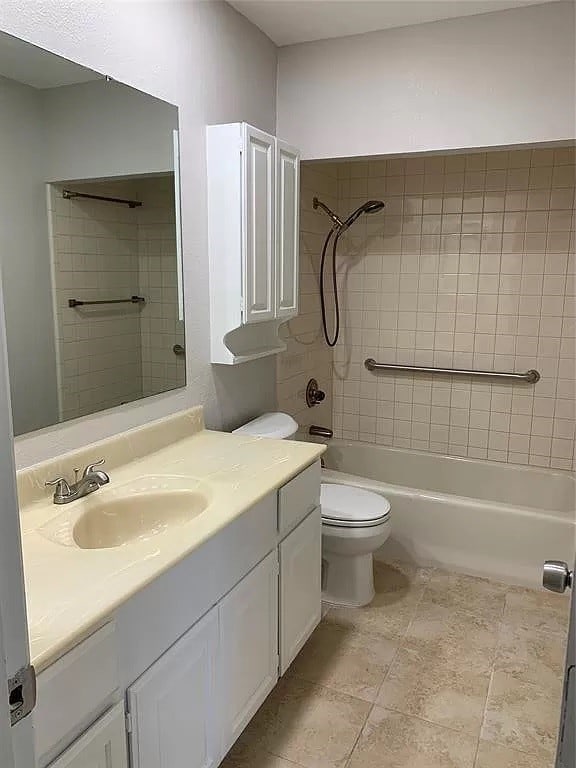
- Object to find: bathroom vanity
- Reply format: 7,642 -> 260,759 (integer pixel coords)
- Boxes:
17,409 -> 324,768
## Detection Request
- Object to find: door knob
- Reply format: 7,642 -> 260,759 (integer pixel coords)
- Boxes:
543,560 -> 573,593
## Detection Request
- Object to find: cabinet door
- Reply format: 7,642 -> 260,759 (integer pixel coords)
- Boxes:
279,509 -> 322,675
219,551 -> 279,755
127,608 -> 219,768
275,140 -> 300,320
49,704 -> 128,768
242,125 -> 275,324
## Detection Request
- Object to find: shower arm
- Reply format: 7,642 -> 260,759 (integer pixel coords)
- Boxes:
312,196 -> 344,229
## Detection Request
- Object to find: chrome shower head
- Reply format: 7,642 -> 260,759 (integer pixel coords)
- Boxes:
341,199 -> 386,231
313,197 -> 385,232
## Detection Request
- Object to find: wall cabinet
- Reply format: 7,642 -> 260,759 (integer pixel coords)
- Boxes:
207,122 -> 300,364
279,509 -> 322,674
48,704 -> 127,768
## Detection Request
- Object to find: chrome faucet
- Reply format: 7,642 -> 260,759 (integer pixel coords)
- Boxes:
45,459 -> 110,504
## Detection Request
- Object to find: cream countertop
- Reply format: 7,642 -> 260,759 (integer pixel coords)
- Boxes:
17,407 -> 325,672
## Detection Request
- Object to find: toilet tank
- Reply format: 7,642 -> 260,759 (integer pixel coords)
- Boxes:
233,412 -> 299,440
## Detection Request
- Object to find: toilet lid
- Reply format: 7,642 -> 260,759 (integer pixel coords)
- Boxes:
321,483 -> 391,528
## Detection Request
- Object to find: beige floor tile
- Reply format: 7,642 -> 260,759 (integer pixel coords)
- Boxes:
420,570 -> 508,621
495,623 -> 567,688
241,675 -> 371,768
405,602 -> 500,674
376,642 -> 490,735
288,621 -> 398,702
373,559 -> 435,597
221,740 -> 304,768
325,561 -> 432,638
474,740 -> 553,768
503,587 -> 570,636
481,671 -> 562,758
347,706 -> 477,768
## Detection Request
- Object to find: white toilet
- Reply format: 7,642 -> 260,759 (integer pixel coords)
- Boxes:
233,412 -> 392,607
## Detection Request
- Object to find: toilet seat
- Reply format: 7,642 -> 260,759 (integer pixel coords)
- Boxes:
321,483 -> 391,529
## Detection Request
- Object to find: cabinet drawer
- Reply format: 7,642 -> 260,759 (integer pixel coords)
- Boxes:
278,460 -> 321,537
47,703 -> 128,768
35,622 -> 119,765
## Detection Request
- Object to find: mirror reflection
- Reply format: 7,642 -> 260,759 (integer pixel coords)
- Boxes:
0,33 -> 185,436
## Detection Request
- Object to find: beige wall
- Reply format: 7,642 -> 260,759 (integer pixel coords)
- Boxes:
278,2 -> 576,160
331,146 -> 575,470
2,1 -> 278,467
276,162 -> 336,432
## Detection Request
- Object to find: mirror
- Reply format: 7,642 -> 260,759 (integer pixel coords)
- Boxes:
0,32 -> 185,436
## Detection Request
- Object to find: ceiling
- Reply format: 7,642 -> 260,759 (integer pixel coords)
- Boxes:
0,31 -> 101,89
228,0 -> 560,46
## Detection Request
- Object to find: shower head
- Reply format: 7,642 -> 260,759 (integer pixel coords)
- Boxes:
313,196 -> 385,232
341,200 -> 386,231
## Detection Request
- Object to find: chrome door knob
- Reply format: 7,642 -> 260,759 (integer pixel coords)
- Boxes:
543,560 -> 573,593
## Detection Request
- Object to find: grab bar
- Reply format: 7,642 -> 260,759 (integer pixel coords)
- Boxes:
68,296 -> 145,308
364,359 -> 540,384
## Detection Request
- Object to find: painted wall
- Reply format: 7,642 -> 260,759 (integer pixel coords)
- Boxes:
42,80 -> 178,182
329,147 -> 575,470
0,76 -> 59,435
277,2 -> 576,161
0,0 -> 278,467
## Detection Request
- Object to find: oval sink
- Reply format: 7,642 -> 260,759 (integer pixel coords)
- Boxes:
72,489 -> 210,550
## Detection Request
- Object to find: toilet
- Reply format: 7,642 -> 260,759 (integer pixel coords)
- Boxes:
233,412 -> 392,607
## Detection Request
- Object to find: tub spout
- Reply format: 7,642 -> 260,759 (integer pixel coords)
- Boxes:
309,425 -> 333,439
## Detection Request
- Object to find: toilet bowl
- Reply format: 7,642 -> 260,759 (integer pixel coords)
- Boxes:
233,413 -> 392,607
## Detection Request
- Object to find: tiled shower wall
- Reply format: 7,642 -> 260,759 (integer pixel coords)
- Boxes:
276,163 -> 336,432
137,176 -> 185,398
50,181 -> 143,421
332,147 -> 576,470
50,176 -> 184,422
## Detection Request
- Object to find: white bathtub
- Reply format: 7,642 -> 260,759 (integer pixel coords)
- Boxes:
322,440 -> 576,588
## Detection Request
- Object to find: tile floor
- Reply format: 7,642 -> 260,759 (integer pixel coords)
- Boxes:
222,560 -> 570,768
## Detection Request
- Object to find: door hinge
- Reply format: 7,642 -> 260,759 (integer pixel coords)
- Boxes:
125,712 -> 133,734
8,664 -> 36,726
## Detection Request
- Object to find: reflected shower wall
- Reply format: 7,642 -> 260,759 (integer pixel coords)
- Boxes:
48,175 -> 184,422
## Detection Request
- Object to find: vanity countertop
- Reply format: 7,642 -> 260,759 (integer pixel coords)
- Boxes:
17,408 -> 325,672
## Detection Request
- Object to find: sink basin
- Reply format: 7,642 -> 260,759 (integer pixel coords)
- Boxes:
72,488 -> 210,549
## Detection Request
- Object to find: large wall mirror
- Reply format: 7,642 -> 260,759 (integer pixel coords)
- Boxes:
0,32 -> 185,436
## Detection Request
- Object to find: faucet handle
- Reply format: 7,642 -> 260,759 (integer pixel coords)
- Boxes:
45,477 -> 73,499
82,459 -> 105,478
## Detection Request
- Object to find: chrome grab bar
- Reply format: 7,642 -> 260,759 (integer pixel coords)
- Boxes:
364,358 -> 540,384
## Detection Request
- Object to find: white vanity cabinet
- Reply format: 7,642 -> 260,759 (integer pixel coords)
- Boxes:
127,608 -> 219,768
218,551 -> 279,754
47,704 -> 128,768
37,461 -> 322,768
207,122 -> 300,364
279,509 -> 322,674
126,552 -> 278,768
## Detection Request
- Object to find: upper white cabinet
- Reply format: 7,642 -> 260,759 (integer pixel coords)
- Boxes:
244,126 -> 276,325
276,141 -> 300,320
207,123 -> 300,364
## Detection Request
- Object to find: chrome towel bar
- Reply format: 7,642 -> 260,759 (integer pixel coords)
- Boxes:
364,358 -> 540,384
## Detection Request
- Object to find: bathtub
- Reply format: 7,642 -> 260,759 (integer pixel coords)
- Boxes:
322,440 -> 576,588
